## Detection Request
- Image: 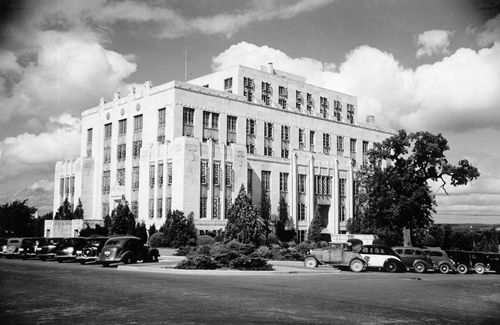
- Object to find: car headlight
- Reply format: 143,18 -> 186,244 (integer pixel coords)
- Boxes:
64,247 -> 74,254
18,248 -> 24,252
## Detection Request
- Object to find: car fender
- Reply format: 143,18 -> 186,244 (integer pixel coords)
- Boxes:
305,254 -> 323,265
413,259 -> 432,268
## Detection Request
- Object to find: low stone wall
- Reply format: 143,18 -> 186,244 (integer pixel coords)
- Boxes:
44,219 -> 103,238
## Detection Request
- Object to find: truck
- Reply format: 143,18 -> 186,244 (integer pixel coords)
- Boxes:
304,242 -> 368,272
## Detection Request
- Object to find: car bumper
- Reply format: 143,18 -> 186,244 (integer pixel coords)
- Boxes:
76,256 -> 98,263
55,255 -> 78,261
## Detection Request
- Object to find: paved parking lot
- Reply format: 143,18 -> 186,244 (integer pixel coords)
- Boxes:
1,258 -> 499,324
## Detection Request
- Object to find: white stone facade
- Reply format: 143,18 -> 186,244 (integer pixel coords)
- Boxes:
53,64 -> 393,240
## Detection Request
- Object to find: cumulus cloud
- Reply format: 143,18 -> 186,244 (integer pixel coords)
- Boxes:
30,179 -> 54,192
475,14 -> 500,47
415,30 -> 453,58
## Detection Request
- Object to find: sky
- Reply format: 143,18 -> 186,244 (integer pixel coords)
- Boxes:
0,0 -> 499,224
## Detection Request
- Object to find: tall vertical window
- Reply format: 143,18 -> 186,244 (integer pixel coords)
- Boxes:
339,178 -> 346,222
261,82 -> 271,105
315,176 -> 332,196
133,139 -> 142,159
298,203 -> 306,221
320,97 -> 329,118
102,202 -> 110,218
158,108 -> 166,144
296,90 -> 303,110
200,197 -> 207,219
337,136 -> 344,154
149,199 -> 154,218
224,77 -> 233,93
134,114 -> 143,132
157,198 -> 163,219
310,131 -> 315,151
149,165 -> 155,188
225,163 -> 233,187
132,166 -> 139,191
183,107 -> 194,137
334,100 -> 342,121
279,86 -> 288,109
167,162 -> 172,185
261,170 -> 271,192
118,119 -> 127,135
227,115 -> 237,145
86,128 -> 93,157
117,168 -> 125,186
158,108 -> 166,126
246,119 -> 256,136
202,111 -> 219,142
247,169 -> 253,197
323,133 -> 331,154
117,144 -> 126,161
60,178 -> 64,196
200,161 -> 209,185
299,129 -> 305,150
213,198 -> 220,220
280,172 -> 288,192
307,93 -> 313,112
350,138 -> 357,153
347,103 -> 355,124
213,163 -> 221,186
104,123 -> 112,139
158,163 -> 164,188
281,125 -> 289,158
243,77 -> 254,102
362,141 -> 369,164
102,171 -> 110,194
264,122 -> 273,138
131,201 -> 138,217
264,122 -> 273,156
298,174 -> 306,193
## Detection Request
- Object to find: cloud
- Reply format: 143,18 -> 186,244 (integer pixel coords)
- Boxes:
94,0 -> 335,38
29,179 -> 54,192
475,14 -> 500,47
415,30 -> 453,58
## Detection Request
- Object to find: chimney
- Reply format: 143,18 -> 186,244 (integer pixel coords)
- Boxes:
267,62 -> 274,74
366,115 -> 375,124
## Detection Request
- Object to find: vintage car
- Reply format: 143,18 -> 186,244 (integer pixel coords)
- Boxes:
38,237 -> 65,261
484,253 -> 500,274
19,237 -> 47,259
55,237 -> 87,263
304,242 -> 368,272
445,250 -> 489,274
423,248 -> 457,274
98,236 -> 160,267
5,237 -> 30,259
392,247 -> 435,273
76,237 -> 108,265
358,245 -> 406,272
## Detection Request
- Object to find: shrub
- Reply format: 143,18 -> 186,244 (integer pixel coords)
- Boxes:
251,246 -> 272,259
319,241 -> 329,248
267,233 -> 280,245
213,250 -> 242,267
295,241 -> 317,254
148,232 -> 166,248
226,240 -> 255,255
197,235 -> 215,247
175,255 -> 218,270
175,245 -> 195,256
196,245 -> 212,256
229,256 -> 272,270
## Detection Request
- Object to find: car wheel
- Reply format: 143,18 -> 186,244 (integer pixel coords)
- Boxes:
457,264 -> 468,274
414,262 -> 426,273
151,254 -> 159,263
474,264 -> 485,275
123,256 -> 132,264
439,264 -> 450,274
350,259 -> 364,272
384,260 -> 398,273
304,257 -> 318,268
102,262 -> 110,267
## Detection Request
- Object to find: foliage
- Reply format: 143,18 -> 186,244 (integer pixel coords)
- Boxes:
351,130 -> 480,246
54,198 -> 73,220
175,255 -> 218,270
226,239 -> 255,255
73,199 -> 84,219
260,190 -> 272,245
134,221 -> 148,243
197,235 -> 215,246
109,198 -> 136,235
275,195 -> 296,242
162,210 -> 197,248
229,256 -> 273,270
148,232 -> 167,248
225,185 -> 265,246
0,200 -> 37,237
420,224 -> 499,252
79,223 -> 108,237
308,205 -> 323,243
294,241 -> 318,255
175,245 -> 195,256
148,224 -> 157,238
251,246 -> 272,259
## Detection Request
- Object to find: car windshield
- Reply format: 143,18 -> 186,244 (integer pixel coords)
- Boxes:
61,238 -> 83,246
86,239 -> 105,246
47,239 -> 62,245
8,239 -> 20,244
105,239 -> 126,247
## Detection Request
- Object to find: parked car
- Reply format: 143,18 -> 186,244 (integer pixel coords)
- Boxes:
445,250 -> 489,274
392,246 -> 435,273
358,245 -> 406,273
5,237 -> 29,259
98,236 -> 160,267
38,237 -> 65,261
423,248 -> 457,274
55,237 -> 87,263
19,237 -> 46,259
484,253 -> 500,274
76,237 -> 108,265
304,242 -> 368,272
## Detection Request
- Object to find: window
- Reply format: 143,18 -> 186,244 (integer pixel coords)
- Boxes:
149,165 -> 155,188
310,131 -> 315,151
201,161 -> 209,185
158,108 -> 166,126
334,100 -> 342,121
264,122 -> 273,156
264,122 -> 273,139
102,171 -> 110,194
118,119 -> 127,135
261,82 -> 271,105
298,230 -> 306,242
117,144 -> 126,161
225,163 -> 233,187
347,103 -> 355,124
298,203 -> 306,221
158,163 -> 164,188
200,197 -> 207,219
166,198 -> 172,213
247,169 -> 253,197
86,128 -> 93,157
103,146 -> 111,163
315,176 -> 332,195
362,141 -> 369,164
149,199 -> 154,218
247,144 -> 255,154
157,198 -> 163,218
133,140 -> 142,159
323,133 -> 331,154
350,138 -> 357,153
337,136 -> 344,153
60,178 -> 64,196
279,86 -> 287,109
70,176 -> 75,194
281,125 -> 289,158
264,145 -> 273,156
213,198 -> 220,220
298,174 -> 306,193
307,93 -> 313,111
167,162 -> 172,185
183,107 -> 194,137
262,171 -> 271,192
339,178 -> 346,221
134,114 -> 143,132
224,77 -> 233,93
320,97 -> 328,118
102,202 -> 110,218
280,172 -> 288,192
296,90 -> 303,110
246,119 -> 256,136
132,166 -> 139,191
213,163 -> 221,186
104,123 -> 112,139
299,129 -> 305,150
227,115 -> 237,145
203,111 -> 219,142
243,77 -> 254,102
117,168 -> 125,186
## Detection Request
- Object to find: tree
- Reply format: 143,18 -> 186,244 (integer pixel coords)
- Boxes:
275,195 -> 296,242
54,198 -> 73,220
109,197 -> 136,235
73,199 -> 84,219
79,223 -> 108,237
0,200 -> 37,236
352,130 -> 479,246
260,190 -> 272,245
148,224 -> 157,238
134,221 -> 148,243
225,185 -> 265,246
308,205 -> 323,243
162,210 -> 197,247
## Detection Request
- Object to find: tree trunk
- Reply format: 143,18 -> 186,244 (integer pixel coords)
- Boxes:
403,227 -> 412,246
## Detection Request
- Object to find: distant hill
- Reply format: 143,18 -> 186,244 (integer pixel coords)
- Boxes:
439,223 -> 500,232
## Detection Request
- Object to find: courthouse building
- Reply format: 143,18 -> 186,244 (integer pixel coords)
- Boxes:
53,63 -> 392,241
